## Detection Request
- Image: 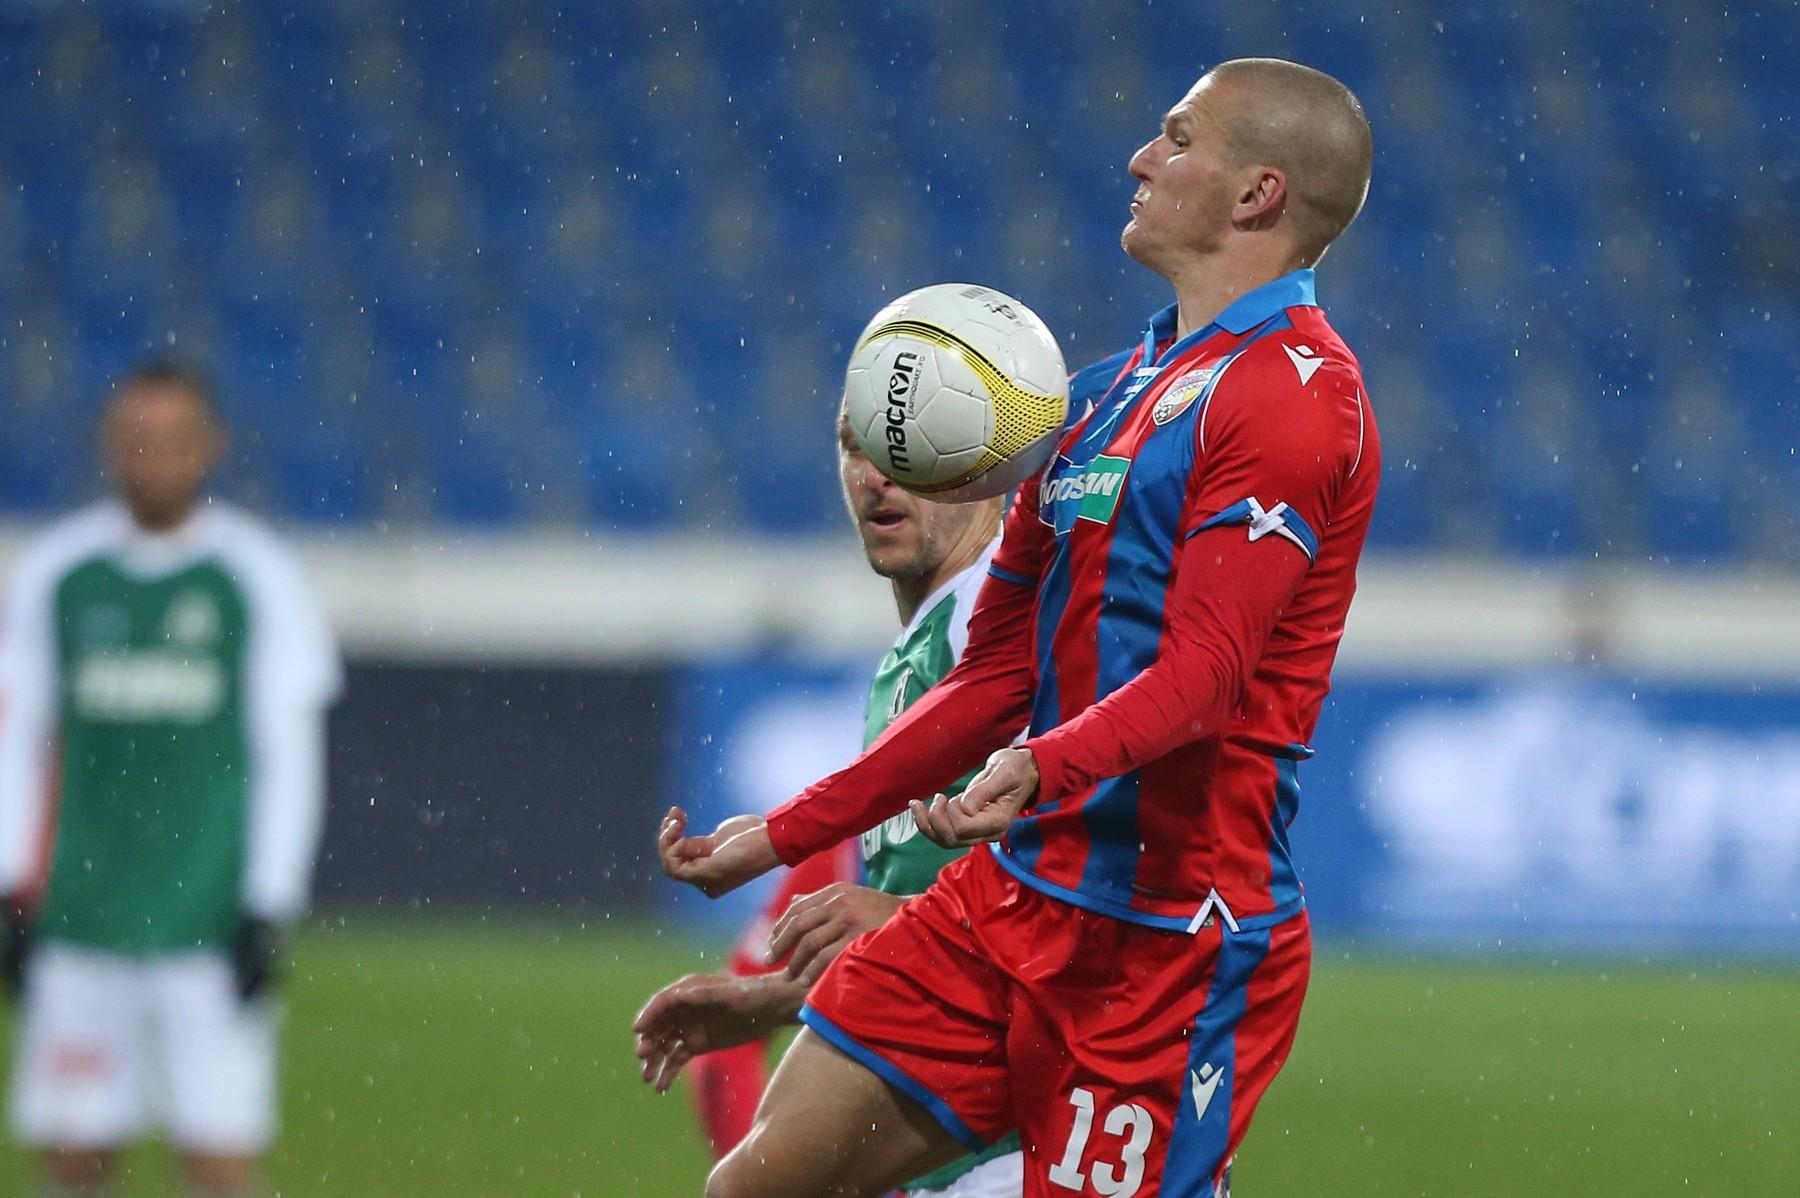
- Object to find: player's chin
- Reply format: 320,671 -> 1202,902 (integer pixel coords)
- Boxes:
864,538 -> 925,580
1121,220 -> 1152,261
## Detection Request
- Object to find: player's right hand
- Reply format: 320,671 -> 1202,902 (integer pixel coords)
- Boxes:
910,747 -> 1038,848
656,808 -> 781,898
632,972 -> 804,1093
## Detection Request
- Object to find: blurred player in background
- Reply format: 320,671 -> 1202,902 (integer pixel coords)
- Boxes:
0,362 -> 340,1198
637,409 -> 1023,1197
659,58 -> 1379,1197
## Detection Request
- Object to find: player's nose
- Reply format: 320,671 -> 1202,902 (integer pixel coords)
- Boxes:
854,454 -> 893,495
1128,137 -> 1159,181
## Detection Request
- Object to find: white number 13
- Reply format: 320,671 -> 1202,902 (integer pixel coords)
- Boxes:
1047,1087 -> 1153,1197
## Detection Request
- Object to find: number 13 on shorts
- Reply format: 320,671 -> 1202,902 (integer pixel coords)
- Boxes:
1046,1087 -> 1154,1196
1042,1058 -> 1241,1198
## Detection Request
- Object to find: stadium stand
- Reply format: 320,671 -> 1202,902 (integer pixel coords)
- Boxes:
0,0 -> 1793,561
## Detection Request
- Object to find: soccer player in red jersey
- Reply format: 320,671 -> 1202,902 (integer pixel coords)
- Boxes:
658,58 -> 1378,1198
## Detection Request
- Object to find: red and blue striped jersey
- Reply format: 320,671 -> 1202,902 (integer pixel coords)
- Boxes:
767,269 -> 1379,933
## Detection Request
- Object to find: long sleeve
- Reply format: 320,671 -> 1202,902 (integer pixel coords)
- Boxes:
239,540 -> 342,923
765,570 -> 1037,864
764,473 -> 1054,866
0,558 -> 57,897
1026,525 -> 1307,802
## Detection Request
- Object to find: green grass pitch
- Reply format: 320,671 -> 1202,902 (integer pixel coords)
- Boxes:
2,921 -> 1795,1195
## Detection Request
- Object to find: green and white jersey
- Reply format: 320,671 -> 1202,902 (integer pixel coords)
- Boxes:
856,536 -> 1022,1192
857,537 -> 1002,896
0,501 -> 340,955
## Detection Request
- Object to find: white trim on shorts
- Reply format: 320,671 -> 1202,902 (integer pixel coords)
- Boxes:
906,1149 -> 1025,1198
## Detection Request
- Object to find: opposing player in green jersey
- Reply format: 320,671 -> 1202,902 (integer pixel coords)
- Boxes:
0,362 -> 340,1198
635,411 -> 1023,1198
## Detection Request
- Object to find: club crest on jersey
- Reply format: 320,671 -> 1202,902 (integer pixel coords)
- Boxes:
1152,365 -> 1218,425
1039,454 -> 1131,535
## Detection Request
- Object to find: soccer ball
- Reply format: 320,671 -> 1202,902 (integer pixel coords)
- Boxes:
843,283 -> 1069,502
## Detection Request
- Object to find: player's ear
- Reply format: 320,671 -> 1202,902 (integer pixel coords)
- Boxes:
1234,166 -> 1286,230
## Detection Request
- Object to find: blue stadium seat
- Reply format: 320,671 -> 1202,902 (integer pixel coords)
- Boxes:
578,404 -> 691,531
0,0 -> 1791,556
426,414 -> 524,526
1639,384 -> 1748,565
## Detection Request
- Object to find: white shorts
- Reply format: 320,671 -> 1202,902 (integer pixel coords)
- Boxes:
907,1151 -> 1025,1198
6,942 -> 278,1154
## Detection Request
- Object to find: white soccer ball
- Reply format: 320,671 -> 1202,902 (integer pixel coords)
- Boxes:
843,283 -> 1069,502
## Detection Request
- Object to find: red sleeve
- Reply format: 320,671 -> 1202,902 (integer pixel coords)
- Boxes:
764,476 -> 1053,865
1027,350 -> 1362,802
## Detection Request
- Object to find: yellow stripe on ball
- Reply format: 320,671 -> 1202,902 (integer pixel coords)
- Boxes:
858,319 -> 1066,493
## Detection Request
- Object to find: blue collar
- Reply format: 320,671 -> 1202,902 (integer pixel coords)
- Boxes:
1141,268 -> 1318,365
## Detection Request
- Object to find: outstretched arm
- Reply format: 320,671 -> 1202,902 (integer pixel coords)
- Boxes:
634,971 -> 810,1093
658,476 -> 1051,898
654,570 -> 1036,895
907,529 -> 1304,846
634,880 -> 901,1092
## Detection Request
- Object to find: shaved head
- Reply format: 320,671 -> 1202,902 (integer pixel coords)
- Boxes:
1200,58 -> 1374,261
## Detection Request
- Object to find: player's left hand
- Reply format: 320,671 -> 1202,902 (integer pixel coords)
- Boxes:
766,883 -> 905,984
910,747 -> 1038,849
657,808 -> 782,898
230,917 -> 283,1002
632,972 -> 806,1093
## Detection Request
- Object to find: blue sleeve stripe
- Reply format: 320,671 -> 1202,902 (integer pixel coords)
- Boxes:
796,1005 -> 991,1154
987,564 -> 1034,587
1191,498 -> 1255,537
1280,507 -> 1319,559
1187,499 -> 1319,562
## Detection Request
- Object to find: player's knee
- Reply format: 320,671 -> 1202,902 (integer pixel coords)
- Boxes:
44,1148 -> 119,1189
704,1154 -> 752,1198
177,1151 -> 257,1197
705,1146 -> 801,1198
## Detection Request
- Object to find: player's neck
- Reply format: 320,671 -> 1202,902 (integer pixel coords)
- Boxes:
1168,248 -> 1306,339
891,524 -> 994,627
127,505 -> 200,537
123,492 -> 204,535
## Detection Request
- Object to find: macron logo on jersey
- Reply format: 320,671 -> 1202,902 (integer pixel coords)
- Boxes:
1190,1062 -> 1225,1122
1194,497 -> 1320,562
1282,342 -> 1324,385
